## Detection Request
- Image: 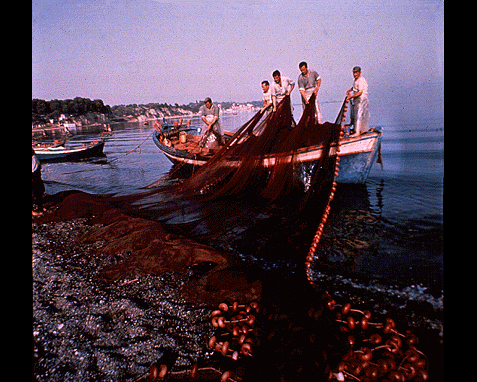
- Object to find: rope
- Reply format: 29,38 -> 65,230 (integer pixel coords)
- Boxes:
304,96 -> 348,285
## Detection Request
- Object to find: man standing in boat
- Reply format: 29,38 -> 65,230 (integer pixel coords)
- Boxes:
346,66 -> 370,135
297,61 -> 322,123
270,70 -> 295,113
199,97 -> 224,148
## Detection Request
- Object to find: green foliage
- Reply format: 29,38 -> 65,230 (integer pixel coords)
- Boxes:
32,97 -> 111,123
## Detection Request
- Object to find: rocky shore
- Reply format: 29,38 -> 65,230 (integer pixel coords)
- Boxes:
32,218 -> 214,381
32,191 -> 443,382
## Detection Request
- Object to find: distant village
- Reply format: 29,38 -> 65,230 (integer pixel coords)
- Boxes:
32,97 -> 261,130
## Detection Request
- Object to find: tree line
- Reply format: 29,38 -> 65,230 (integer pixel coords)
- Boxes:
32,97 -> 111,122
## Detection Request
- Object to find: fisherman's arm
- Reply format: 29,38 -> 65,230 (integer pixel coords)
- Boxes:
347,90 -> 363,100
286,81 -> 295,95
272,95 -> 277,112
260,102 -> 271,113
313,78 -> 322,95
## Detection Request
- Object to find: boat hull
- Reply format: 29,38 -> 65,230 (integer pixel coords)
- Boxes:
34,140 -> 105,163
153,127 -> 382,184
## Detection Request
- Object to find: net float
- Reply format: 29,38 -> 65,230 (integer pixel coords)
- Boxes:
246,314 -> 255,326
359,347 -> 373,362
158,364 -> 168,379
218,316 -> 226,328
241,342 -> 252,356
220,370 -> 232,382
221,341 -> 230,356
190,364 -> 198,378
360,317 -> 369,330
347,316 -> 356,330
208,336 -> 217,349
238,333 -> 247,344
218,303 -> 228,312
149,364 -> 158,380
342,303 -> 351,315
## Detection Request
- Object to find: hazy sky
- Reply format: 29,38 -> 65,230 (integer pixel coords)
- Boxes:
32,0 -> 443,107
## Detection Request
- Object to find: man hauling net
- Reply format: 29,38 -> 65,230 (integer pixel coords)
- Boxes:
198,97 -> 224,148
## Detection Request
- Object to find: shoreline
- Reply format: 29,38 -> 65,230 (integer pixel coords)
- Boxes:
31,107 -> 261,135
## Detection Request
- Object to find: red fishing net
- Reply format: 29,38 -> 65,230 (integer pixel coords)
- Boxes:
144,94 -> 342,208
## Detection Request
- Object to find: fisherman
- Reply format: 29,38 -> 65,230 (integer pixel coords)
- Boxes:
346,66 -> 370,135
260,80 -> 272,114
32,147 -> 45,217
297,61 -> 322,123
270,70 -> 295,113
199,97 -> 224,147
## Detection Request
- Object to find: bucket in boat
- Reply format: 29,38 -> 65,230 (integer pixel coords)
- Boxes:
179,131 -> 187,143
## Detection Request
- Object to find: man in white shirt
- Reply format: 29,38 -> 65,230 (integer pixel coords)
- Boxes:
346,66 -> 370,135
260,80 -> 272,114
270,70 -> 295,113
297,61 -> 322,123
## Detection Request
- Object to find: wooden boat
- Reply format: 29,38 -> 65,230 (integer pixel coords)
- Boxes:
33,139 -> 105,163
153,125 -> 382,184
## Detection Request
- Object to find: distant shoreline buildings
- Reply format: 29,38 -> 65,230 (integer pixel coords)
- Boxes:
32,98 -> 261,129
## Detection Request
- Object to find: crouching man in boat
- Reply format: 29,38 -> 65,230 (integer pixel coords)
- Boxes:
346,66 -> 370,136
199,97 -> 224,148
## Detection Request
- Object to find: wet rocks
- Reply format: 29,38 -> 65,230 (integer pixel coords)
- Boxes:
32,220 -> 214,381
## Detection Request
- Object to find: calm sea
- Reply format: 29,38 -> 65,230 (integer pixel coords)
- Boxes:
39,99 -> 443,325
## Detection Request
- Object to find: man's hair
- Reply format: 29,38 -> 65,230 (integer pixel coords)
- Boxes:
261,80 -> 269,86
299,61 -> 308,68
204,97 -> 212,103
272,70 -> 281,77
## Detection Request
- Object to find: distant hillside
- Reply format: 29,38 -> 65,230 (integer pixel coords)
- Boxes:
110,100 -> 262,121
32,97 -> 263,127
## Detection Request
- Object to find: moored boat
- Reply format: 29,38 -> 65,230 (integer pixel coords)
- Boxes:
33,139 -> 106,163
153,125 -> 382,184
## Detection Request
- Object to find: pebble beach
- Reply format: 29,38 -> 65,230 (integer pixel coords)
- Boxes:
32,218 -> 214,381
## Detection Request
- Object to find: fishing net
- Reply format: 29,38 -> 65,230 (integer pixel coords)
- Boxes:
132,94 -> 342,215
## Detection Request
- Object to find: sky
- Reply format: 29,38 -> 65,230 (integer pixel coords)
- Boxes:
32,0 -> 443,109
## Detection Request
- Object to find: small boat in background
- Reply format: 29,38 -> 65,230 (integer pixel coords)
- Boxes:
152,124 -> 382,184
33,139 -> 105,163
